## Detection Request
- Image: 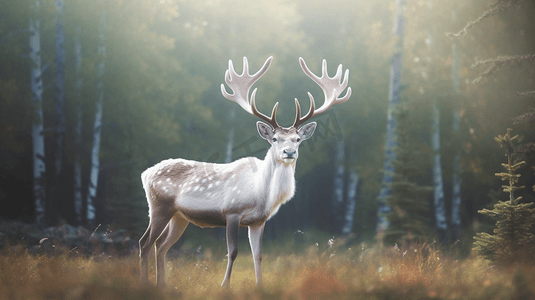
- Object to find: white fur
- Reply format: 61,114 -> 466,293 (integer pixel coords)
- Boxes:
139,125 -> 314,289
141,135 -> 299,228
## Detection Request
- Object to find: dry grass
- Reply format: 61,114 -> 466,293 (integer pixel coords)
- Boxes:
1,241 -> 534,300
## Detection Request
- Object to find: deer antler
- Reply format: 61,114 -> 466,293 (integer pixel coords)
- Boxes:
293,57 -> 352,128
221,56 -> 280,129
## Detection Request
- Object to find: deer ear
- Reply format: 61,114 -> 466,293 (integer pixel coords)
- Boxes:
257,121 -> 274,141
298,122 -> 316,141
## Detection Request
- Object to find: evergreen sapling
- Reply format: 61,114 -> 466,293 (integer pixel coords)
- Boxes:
473,129 -> 535,265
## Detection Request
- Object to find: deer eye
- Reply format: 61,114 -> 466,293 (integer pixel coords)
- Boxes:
272,137 -> 277,143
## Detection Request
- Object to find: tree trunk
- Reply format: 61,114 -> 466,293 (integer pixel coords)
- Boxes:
432,103 -> 447,241
218,108 -> 235,239
451,12 -> 462,241
30,0 -> 46,224
342,170 -> 359,235
53,0 -> 66,181
428,1 -> 447,242
217,24 -> 237,239
376,0 -> 406,233
87,5 -> 106,222
49,0 -> 66,225
331,141 -> 345,232
225,24 -> 236,165
225,108 -> 235,163
73,26 -> 83,225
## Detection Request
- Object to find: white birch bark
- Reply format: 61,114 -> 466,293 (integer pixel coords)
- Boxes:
342,170 -> 359,235
30,0 -> 46,224
432,104 -> 447,235
331,141 -> 345,231
87,5 -> 106,222
376,0 -> 406,232
219,30 -> 237,239
224,23 -> 237,164
428,1 -> 447,239
225,108 -> 235,163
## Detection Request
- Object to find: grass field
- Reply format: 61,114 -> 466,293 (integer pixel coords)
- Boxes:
1,239 -> 534,300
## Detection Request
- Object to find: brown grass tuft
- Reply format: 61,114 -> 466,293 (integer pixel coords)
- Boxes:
297,268 -> 345,299
1,241 -> 535,299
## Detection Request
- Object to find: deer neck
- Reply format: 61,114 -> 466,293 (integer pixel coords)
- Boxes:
256,146 -> 296,215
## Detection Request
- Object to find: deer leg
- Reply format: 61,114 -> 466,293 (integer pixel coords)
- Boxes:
155,214 -> 189,287
221,214 -> 240,288
139,224 -> 152,284
139,209 -> 175,284
248,223 -> 265,287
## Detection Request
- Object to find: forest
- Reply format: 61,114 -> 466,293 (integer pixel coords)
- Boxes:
0,0 -> 534,298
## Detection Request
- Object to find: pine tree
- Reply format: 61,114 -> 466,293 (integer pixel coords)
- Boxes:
473,129 -> 535,265
448,0 -> 534,247
383,105 -> 433,246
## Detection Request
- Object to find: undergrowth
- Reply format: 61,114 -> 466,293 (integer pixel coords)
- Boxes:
1,240 -> 534,300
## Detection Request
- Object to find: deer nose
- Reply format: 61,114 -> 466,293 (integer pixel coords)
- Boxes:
283,148 -> 296,156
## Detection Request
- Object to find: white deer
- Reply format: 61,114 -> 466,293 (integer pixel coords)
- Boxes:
139,56 -> 351,288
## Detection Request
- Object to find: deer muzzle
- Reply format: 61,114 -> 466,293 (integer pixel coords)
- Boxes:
282,148 -> 297,162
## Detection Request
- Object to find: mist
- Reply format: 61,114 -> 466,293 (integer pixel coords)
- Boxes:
1,0 -> 534,254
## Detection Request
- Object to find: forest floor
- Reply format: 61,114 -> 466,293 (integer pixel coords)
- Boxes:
1,238 -> 534,300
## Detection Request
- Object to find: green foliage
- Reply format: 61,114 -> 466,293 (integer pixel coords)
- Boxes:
382,105 -> 433,246
473,129 -> 535,265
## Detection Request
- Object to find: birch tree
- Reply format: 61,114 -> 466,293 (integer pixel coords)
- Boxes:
87,3 -> 106,222
331,140 -> 345,232
377,0 -> 406,233
224,108 -> 235,164
427,1 -> 447,242
29,0 -> 46,224
450,11 -> 462,242
53,0 -> 66,181
224,23 -> 237,165
73,26 -> 83,224
431,100 -> 447,241
342,166 -> 359,235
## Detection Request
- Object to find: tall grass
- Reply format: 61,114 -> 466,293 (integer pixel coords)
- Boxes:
1,239 -> 534,299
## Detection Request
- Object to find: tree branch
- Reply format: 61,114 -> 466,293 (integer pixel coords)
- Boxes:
517,91 -> 535,97
446,0 -> 528,39
471,54 -> 535,84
